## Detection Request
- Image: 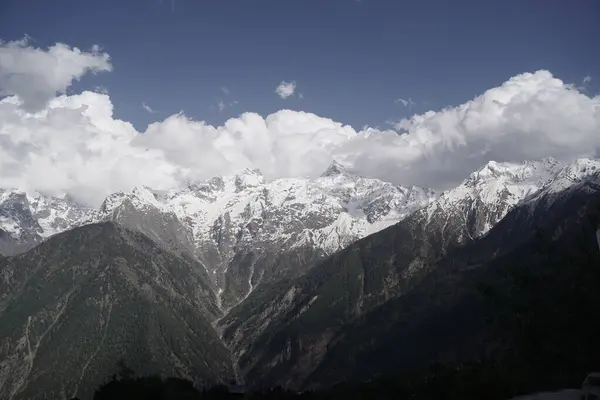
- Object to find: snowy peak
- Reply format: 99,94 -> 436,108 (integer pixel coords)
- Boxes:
182,169 -> 264,196
406,185 -> 436,204
455,157 -> 563,203
424,157 -> 598,239
26,192 -> 99,237
523,158 -> 600,203
100,191 -> 129,214
321,160 -> 350,177
100,186 -> 163,214
233,168 -> 264,192
544,158 -> 600,193
466,157 -> 561,187
0,190 -> 40,239
556,157 -> 599,178
0,189 -> 99,254
2,157 -> 599,264
88,169 -> 435,262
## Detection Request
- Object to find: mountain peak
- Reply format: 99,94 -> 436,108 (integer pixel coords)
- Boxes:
234,167 -> 263,178
538,156 -> 559,166
541,158 -> 600,194
321,160 -> 349,177
473,160 -> 521,178
234,168 -> 264,191
467,158 -> 562,186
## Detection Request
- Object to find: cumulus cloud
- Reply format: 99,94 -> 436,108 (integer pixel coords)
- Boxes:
0,43 -> 598,208
217,100 -> 226,112
583,76 -> 592,85
391,71 -> 600,188
142,102 -> 155,113
275,80 -> 296,99
0,37 -> 112,112
0,91 -> 179,206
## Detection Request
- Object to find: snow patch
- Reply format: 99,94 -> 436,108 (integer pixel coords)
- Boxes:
284,286 -> 298,303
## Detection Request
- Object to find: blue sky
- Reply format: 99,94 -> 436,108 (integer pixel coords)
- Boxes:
1,0 -> 598,131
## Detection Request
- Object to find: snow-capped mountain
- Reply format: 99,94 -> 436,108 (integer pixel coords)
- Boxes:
2,157 -> 600,399
0,162 -> 436,308
217,158 -> 600,391
527,157 -> 600,201
98,162 -> 434,254
419,157 -> 566,241
0,190 -> 98,255
98,163 -> 436,308
2,158 -> 599,308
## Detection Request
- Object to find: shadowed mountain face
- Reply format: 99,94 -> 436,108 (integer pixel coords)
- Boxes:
302,183 -> 600,389
0,222 -> 234,400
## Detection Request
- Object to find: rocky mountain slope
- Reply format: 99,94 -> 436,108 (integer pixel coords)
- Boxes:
0,222 -> 233,400
217,158 -> 600,389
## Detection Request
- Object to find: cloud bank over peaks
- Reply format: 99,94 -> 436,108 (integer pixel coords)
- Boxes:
0,39 -> 599,207
0,37 -> 112,112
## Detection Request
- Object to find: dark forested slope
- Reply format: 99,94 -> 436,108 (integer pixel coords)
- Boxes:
0,222 -> 234,400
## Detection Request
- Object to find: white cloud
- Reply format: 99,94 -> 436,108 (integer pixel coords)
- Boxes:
0,91 -> 177,206
0,37 -> 112,112
390,71 -> 600,189
142,102 -> 155,113
1,42 -> 598,209
217,100 -> 226,112
583,76 -> 592,85
396,97 -> 415,108
275,81 -> 296,99
221,86 -> 230,95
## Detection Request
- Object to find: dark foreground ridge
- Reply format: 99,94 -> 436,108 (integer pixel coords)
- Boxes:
87,370 -> 524,400
85,362 -> 588,400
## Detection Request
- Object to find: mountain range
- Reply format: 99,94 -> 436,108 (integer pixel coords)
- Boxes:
1,158 -> 599,399
1,162 -> 435,310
